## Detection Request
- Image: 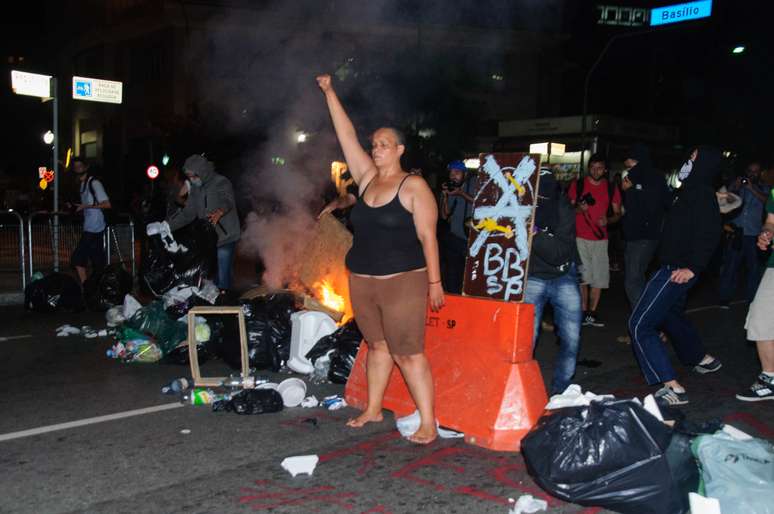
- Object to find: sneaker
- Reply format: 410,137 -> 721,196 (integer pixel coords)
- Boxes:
693,356 -> 722,374
735,375 -> 774,402
583,312 -> 605,328
655,385 -> 689,407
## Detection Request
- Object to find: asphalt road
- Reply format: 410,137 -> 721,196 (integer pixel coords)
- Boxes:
0,272 -> 771,514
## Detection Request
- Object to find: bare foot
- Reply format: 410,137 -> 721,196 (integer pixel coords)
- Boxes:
406,425 -> 437,445
346,410 -> 384,428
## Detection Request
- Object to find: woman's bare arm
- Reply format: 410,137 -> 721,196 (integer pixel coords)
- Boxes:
317,75 -> 376,185
405,176 -> 445,311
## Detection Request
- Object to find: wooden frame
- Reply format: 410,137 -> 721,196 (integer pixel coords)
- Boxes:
187,306 -> 249,387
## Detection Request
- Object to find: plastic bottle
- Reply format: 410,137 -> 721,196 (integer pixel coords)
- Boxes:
161,378 -> 191,395
106,343 -> 126,359
183,388 -> 218,405
220,375 -> 269,389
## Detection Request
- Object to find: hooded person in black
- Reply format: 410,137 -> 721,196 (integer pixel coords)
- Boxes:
621,143 -> 671,307
525,168 -> 582,395
628,146 -> 723,408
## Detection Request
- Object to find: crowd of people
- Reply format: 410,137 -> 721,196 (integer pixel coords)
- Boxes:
427,145 -> 774,407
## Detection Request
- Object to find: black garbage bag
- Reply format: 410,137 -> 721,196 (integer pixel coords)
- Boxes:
521,399 -> 687,514
83,263 -> 133,311
328,345 -> 359,384
24,272 -> 84,313
216,294 -> 298,371
170,219 -> 218,286
162,341 -> 215,366
306,319 -> 362,364
141,234 -> 177,296
213,389 -> 284,415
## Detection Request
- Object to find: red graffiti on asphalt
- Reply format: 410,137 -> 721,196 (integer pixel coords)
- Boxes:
239,480 -> 357,511
319,431 -> 406,475
390,447 -> 562,509
723,412 -> 774,439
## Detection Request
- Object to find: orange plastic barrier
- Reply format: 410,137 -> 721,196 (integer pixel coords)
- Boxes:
345,294 -> 547,451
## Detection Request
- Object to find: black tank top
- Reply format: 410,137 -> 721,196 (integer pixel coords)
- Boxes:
346,175 -> 426,275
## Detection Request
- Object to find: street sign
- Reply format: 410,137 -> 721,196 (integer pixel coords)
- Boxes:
597,5 -> 649,27
146,165 -> 160,180
651,0 -> 712,27
11,70 -> 52,98
72,76 -> 123,104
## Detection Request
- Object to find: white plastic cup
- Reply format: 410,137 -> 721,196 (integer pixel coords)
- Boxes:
277,378 -> 307,407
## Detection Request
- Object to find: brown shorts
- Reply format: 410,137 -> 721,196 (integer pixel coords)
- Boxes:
349,270 -> 428,355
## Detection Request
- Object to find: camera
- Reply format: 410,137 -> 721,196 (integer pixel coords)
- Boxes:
443,180 -> 462,191
579,192 -> 596,206
740,177 -> 749,185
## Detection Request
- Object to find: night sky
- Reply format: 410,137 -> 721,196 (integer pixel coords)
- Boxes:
1,0 -> 772,198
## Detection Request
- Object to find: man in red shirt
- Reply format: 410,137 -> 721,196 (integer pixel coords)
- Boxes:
568,154 -> 622,327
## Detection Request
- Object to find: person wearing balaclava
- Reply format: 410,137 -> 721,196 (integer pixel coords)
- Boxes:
628,146 -> 723,408
69,156 -> 111,284
524,167 -> 582,395
167,154 -> 241,290
621,143 -> 670,308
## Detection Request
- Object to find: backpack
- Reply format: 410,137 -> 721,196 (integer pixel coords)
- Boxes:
82,175 -> 114,224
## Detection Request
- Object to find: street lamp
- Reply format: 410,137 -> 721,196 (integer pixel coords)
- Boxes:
43,130 -> 54,145
731,45 -> 745,54
296,131 -> 308,143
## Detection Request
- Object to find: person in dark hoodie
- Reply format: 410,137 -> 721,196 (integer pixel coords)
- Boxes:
621,143 -> 670,307
167,154 -> 241,290
628,146 -> 723,407
525,167 -> 581,395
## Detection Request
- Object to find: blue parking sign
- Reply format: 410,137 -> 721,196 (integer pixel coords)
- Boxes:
74,80 -> 92,98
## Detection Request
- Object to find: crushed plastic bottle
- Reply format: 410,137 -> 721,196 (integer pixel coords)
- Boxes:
161,378 -> 191,395
322,395 -> 347,410
220,375 -> 269,389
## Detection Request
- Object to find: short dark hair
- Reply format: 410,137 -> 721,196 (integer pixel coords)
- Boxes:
373,127 -> 405,147
588,153 -> 606,168
72,156 -> 89,167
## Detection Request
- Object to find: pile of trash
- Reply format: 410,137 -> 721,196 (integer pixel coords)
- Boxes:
25,265 -> 133,314
521,385 -> 774,514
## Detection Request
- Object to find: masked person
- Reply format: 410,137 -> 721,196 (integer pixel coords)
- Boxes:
317,74 -> 444,444
167,154 -> 241,290
70,157 -> 111,284
440,160 -> 475,294
628,147 -> 723,408
524,168 -> 581,395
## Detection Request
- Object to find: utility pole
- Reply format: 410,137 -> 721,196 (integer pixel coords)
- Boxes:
52,77 -> 60,271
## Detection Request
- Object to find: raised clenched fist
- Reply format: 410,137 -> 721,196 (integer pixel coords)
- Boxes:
316,74 -> 332,93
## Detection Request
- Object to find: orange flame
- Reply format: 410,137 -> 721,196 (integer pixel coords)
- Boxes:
314,279 -> 346,314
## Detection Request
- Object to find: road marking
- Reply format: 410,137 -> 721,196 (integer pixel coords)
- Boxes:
0,402 -> 184,443
0,335 -> 32,342
685,300 -> 746,314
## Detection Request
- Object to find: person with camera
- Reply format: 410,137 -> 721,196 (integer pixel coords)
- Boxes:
524,168 -> 582,395
568,154 -> 622,327
736,194 -> 774,402
717,160 -> 771,308
629,146 -> 723,408
69,157 -> 111,285
440,160 -> 475,294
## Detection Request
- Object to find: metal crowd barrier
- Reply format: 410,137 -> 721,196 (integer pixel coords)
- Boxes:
15,211 -> 137,291
0,210 -> 26,304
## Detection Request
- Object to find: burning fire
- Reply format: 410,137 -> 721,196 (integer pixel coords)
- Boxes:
314,279 -> 346,314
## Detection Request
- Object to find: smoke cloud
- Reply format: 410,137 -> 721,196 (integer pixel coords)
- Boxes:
180,0 -> 563,287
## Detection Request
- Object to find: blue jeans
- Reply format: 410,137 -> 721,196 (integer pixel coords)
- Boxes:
628,266 -> 706,385
216,241 -> 237,290
524,264 -> 582,395
624,239 -> 659,307
718,235 -> 762,304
